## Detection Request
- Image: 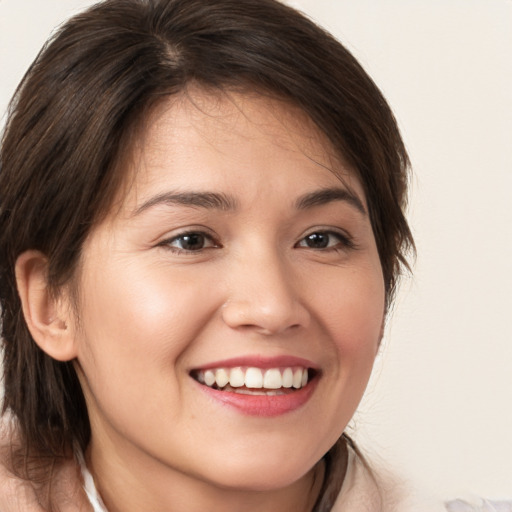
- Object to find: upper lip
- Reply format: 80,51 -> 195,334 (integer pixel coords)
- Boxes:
190,355 -> 319,372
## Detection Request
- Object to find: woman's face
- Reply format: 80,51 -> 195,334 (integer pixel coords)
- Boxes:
71,91 -> 385,493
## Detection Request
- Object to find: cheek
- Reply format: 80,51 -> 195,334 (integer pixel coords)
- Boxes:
73,263 -> 211,438
75,259 -> 223,381
317,265 -> 385,354
309,259 -> 385,429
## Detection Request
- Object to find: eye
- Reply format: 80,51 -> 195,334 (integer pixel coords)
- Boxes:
162,231 -> 218,253
296,230 -> 353,250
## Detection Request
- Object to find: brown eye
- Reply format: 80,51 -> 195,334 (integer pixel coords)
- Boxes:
296,231 -> 353,250
166,232 -> 217,252
303,232 -> 330,249
178,234 -> 205,250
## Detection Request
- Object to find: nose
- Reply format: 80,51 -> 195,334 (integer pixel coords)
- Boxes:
221,250 -> 310,335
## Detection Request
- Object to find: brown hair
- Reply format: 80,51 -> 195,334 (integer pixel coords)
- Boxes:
0,0 -> 413,496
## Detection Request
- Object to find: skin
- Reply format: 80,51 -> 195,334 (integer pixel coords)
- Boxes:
17,90 -> 385,512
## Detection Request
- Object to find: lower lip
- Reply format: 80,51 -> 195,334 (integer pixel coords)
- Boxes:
194,378 -> 318,417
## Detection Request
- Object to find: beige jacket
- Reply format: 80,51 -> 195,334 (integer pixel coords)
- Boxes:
330,446 -> 446,512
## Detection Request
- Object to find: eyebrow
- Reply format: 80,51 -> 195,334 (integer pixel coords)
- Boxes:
132,186 -> 366,217
133,191 -> 238,216
295,187 -> 366,215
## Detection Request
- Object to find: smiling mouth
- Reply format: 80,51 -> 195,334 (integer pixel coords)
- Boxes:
190,366 -> 315,396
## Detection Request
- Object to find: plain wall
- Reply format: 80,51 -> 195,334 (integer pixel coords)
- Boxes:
1,0 -> 511,501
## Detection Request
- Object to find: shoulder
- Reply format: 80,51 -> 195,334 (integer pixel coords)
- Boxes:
0,419 -> 41,511
330,446 -> 446,512
330,446 -> 512,512
0,416 -> 92,512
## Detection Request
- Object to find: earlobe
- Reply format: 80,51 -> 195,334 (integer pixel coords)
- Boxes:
15,250 -> 78,362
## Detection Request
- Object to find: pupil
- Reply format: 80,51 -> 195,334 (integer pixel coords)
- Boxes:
307,233 -> 328,248
181,234 -> 204,250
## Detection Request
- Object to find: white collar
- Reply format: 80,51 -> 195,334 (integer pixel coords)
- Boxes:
78,453 -> 109,512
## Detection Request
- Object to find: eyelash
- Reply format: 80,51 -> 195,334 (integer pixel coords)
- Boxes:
159,229 -> 356,254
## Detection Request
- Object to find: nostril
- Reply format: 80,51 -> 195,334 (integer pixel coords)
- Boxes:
221,298 -> 310,335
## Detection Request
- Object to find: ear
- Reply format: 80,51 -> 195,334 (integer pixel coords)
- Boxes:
15,250 -> 78,361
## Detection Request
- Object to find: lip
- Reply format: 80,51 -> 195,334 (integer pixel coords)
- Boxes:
190,355 -> 319,417
191,355 -> 319,372
195,377 -> 318,417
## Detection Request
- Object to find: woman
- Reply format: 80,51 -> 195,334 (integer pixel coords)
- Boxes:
0,0 -> 441,510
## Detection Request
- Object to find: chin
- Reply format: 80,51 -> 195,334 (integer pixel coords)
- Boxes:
199,451 -> 319,492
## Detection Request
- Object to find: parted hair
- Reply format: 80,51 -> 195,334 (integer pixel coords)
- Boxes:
0,0 -> 413,488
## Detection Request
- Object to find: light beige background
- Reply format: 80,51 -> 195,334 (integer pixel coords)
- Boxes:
1,0 -> 511,501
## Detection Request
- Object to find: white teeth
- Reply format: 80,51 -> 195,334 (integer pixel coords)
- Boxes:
301,369 -> 308,387
195,366 -> 311,391
292,369 -> 303,389
232,387 -> 268,396
245,367 -> 263,388
215,368 -> 229,388
204,370 -> 215,387
229,367 -> 245,387
282,368 -> 293,388
263,368 -> 282,389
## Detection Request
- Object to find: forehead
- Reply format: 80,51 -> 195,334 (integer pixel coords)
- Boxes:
118,89 -> 365,213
